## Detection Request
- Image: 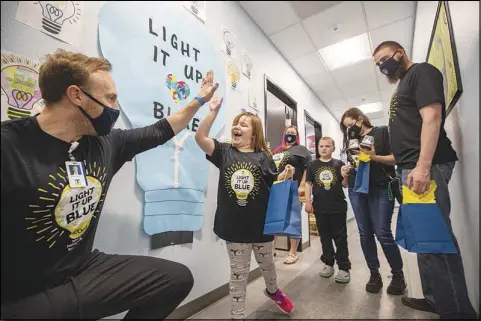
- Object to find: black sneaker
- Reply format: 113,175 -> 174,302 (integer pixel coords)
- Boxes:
401,297 -> 436,314
366,273 -> 383,293
387,274 -> 407,295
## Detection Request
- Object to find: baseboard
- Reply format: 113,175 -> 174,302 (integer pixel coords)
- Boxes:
167,267 -> 262,320
301,240 -> 310,251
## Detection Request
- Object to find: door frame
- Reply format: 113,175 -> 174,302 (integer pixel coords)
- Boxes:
263,75 -> 297,137
304,111 -> 323,159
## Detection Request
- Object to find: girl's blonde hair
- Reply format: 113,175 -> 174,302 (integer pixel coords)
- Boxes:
232,112 -> 272,157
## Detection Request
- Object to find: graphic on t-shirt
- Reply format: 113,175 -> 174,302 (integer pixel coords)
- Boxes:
26,161 -> 106,249
273,151 -> 290,170
225,162 -> 260,206
315,166 -> 337,190
389,91 -> 399,124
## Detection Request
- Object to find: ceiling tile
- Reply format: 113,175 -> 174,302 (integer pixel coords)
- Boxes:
347,91 -> 381,107
304,73 -> 336,93
380,88 -> 395,102
337,75 -> 378,98
303,1 -> 367,49
239,1 -> 300,36
369,17 -> 414,53
290,1 -> 341,20
316,83 -> 345,106
327,99 -> 349,112
364,1 -> 415,31
330,59 -> 377,85
290,51 -> 328,78
371,117 -> 387,126
269,23 -> 316,60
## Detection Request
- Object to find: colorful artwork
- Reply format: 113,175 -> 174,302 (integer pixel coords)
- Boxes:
1,52 -> 44,120
15,1 -> 84,46
426,1 -> 462,115
227,60 -> 240,90
99,1 -> 226,236
166,74 -> 191,103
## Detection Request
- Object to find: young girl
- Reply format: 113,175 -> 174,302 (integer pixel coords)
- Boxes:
195,96 -> 294,319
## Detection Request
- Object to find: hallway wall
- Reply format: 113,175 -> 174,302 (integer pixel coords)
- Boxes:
1,0 -> 349,309
411,0 -> 479,311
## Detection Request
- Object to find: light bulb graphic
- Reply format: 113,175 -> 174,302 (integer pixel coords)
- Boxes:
243,53 -> 252,77
190,1 -> 204,14
223,30 -> 235,56
54,177 -> 102,240
37,1 -> 80,35
231,169 -> 254,206
319,169 -> 334,190
227,61 -> 240,89
1,52 -> 42,120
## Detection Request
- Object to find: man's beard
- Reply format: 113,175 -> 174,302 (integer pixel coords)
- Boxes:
387,61 -> 407,84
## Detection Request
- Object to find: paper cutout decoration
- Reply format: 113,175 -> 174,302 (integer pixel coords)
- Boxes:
1,52 -> 44,121
248,88 -> 258,110
183,1 -> 206,23
227,60 -> 240,90
221,28 -> 236,58
242,50 -> 253,78
15,1 -> 84,46
99,1 -> 226,235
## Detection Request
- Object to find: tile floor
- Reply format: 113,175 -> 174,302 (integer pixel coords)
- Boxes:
190,212 -> 438,320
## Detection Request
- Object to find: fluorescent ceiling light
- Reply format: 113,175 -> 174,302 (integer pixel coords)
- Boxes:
358,101 -> 383,114
318,33 -> 372,70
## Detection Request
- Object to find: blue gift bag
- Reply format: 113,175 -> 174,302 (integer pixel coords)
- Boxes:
264,179 -> 302,238
354,155 -> 370,194
395,181 -> 457,254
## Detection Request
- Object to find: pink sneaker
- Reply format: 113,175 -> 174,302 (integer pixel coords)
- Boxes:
264,289 -> 294,314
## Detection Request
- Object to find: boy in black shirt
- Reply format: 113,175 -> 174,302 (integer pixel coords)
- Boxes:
305,137 -> 351,283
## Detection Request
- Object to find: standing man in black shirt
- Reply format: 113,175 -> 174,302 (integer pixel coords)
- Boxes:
373,41 -> 476,319
1,49 -> 221,319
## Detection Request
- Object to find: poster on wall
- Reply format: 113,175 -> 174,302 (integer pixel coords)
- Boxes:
242,50 -> 253,79
221,27 -> 237,59
98,1 -> 226,236
426,1 -> 463,116
15,1 -> 84,46
227,60 -> 240,91
183,1 -> 206,23
1,52 -> 45,121
248,87 -> 258,111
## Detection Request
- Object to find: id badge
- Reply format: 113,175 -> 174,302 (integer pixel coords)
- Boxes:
65,161 -> 88,188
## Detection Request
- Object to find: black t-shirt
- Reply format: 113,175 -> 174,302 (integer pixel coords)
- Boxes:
347,126 -> 396,189
388,63 -> 458,169
272,144 -> 311,182
206,140 -> 277,243
306,159 -> 347,215
1,116 -> 174,304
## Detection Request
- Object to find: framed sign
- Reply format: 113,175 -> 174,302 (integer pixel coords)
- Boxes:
426,1 -> 462,116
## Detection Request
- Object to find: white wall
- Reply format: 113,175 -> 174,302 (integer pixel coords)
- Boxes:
1,0 -> 347,310
410,0 -> 479,311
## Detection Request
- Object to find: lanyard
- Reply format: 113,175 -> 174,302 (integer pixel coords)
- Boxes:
68,142 -> 79,161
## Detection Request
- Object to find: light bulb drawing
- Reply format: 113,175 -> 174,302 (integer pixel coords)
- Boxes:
227,61 -> 240,89
190,1 -> 204,15
243,52 -> 252,78
1,52 -> 43,120
36,1 -> 81,35
223,30 -> 235,56
231,169 -> 254,207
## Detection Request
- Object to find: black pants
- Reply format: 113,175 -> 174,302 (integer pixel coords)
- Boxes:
315,212 -> 351,271
1,250 -> 194,320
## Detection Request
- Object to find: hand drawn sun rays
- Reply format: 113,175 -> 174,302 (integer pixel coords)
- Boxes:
224,161 -> 261,201
26,161 -> 107,249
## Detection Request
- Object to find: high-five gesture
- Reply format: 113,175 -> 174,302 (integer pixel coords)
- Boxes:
198,70 -> 219,103
209,95 -> 224,113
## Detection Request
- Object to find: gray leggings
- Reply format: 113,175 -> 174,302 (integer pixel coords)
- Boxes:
226,242 -> 278,319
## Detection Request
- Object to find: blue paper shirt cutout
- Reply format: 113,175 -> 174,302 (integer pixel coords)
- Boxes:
98,1 -> 226,235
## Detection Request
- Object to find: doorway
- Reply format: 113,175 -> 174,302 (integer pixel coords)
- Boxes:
304,111 -> 323,160
263,75 -> 297,151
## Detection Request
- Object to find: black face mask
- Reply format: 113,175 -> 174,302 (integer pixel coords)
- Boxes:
347,123 -> 362,139
284,134 -> 297,144
379,51 -> 402,76
78,89 -> 120,136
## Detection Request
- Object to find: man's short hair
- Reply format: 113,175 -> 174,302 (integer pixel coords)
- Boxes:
39,49 -> 112,104
372,41 -> 405,56
319,137 -> 335,149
